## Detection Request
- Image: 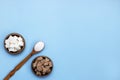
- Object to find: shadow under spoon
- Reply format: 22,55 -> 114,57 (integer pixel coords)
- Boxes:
4,41 -> 45,80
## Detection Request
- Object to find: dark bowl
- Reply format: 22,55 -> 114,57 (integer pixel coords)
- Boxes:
31,56 -> 53,77
4,33 -> 25,55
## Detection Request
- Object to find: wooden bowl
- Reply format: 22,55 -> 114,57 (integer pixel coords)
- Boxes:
31,56 -> 53,77
4,33 -> 25,55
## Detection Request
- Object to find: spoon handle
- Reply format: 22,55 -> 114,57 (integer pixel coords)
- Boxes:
4,51 -> 34,80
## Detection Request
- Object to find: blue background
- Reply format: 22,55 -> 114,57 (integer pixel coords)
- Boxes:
0,0 -> 120,80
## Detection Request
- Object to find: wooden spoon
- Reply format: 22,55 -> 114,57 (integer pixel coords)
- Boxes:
4,41 -> 45,80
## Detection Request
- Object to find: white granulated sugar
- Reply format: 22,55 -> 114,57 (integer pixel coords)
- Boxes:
34,41 -> 44,52
5,35 -> 24,52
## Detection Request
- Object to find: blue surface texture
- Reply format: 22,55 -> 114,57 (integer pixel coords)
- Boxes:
0,0 -> 120,80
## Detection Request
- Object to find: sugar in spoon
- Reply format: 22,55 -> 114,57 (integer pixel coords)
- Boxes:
4,41 -> 45,80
